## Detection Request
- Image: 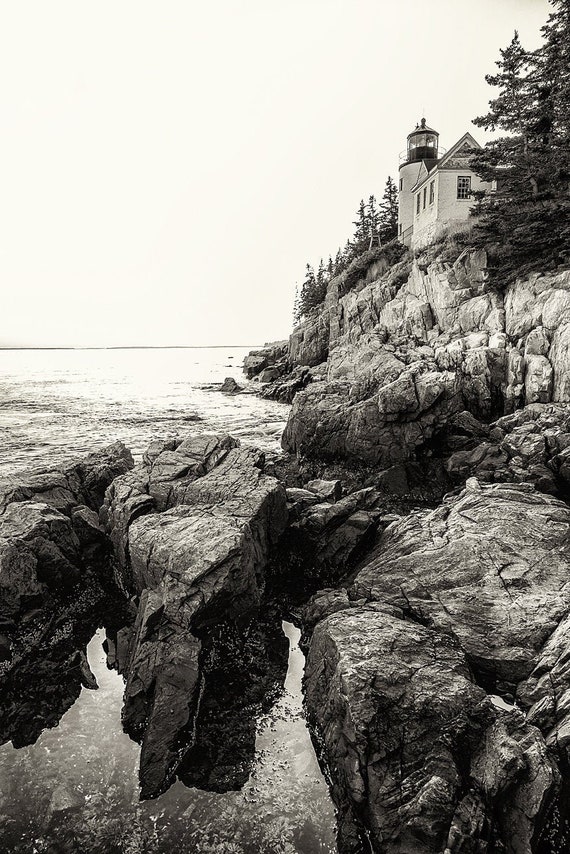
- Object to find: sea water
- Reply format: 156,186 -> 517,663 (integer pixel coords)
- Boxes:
0,347 -> 337,854
0,346 -> 287,475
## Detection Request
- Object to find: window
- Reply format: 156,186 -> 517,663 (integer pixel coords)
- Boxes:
429,180 -> 435,204
423,187 -> 427,209
399,223 -> 402,235
399,178 -> 403,191
416,194 -> 420,215
457,176 -> 472,199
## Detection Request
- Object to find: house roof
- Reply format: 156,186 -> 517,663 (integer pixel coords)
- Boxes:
410,132 -> 482,192
437,132 -> 482,168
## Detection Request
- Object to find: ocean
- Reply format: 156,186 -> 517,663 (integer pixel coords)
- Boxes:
0,346 -> 287,476
0,347 -> 337,854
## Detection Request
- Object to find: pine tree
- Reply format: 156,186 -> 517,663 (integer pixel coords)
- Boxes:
378,177 -> 399,243
470,12 -> 570,282
535,0 -> 570,197
366,195 -> 381,249
333,248 -> 343,275
315,258 -> 327,304
352,200 -> 369,254
293,281 -> 302,325
295,263 -> 317,321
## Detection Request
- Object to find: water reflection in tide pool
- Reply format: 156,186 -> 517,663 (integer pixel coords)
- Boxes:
0,623 -> 337,854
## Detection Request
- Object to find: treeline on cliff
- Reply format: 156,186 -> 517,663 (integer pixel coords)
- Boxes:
293,177 -> 398,323
469,0 -> 570,286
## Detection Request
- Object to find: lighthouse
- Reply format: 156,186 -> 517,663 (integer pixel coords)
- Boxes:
398,118 -> 439,244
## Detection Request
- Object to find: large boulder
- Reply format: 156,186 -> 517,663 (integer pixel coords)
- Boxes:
351,479 -> 570,687
103,433 -> 288,798
305,608 -> 557,854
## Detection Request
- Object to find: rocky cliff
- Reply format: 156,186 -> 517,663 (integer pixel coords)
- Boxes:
279,248 -> 570,476
247,243 -> 570,853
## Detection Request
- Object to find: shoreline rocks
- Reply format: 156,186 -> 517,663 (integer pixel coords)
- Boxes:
305,607 -> 558,854
102,433 -> 288,798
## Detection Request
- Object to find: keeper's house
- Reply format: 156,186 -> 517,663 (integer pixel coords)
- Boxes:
398,118 -> 493,250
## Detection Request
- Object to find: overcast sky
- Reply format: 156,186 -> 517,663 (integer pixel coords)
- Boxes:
0,0 -> 551,348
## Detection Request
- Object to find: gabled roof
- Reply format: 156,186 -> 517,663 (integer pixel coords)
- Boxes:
411,132 -> 483,192
437,132 -> 482,169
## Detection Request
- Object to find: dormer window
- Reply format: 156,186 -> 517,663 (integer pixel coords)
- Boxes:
416,194 -> 421,214
457,176 -> 472,199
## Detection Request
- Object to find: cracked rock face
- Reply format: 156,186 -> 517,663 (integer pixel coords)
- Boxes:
351,479 -> 570,686
0,441 -> 134,516
103,433 -> 288,799
445,403 -> 570,495
282,362 -> 464,465
305,608 -> 557,854
282,249 -> 570,468
301,477 -> 570,852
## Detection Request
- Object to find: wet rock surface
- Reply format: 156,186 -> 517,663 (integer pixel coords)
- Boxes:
102,433 -> 288,798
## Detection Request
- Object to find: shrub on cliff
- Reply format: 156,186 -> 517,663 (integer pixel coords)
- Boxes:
336,240 -> 407,298
470,1 -> 570,286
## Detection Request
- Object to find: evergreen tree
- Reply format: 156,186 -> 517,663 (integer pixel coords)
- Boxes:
352,200 -> 369,253
333,248 -> 343,275
293,280 -> 302,325
343,239 -> 355,265
378,177 -> 399,243
295,263 -> 317,321
315,258 -> 327,304
535,0 -> 570,196
366,195 -> 381,249
470,10 -> 570,282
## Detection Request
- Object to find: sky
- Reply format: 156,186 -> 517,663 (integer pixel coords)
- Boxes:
0,0 -> 552,348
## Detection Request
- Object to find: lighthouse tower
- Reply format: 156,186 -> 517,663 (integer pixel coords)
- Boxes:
398,118 -> 439,244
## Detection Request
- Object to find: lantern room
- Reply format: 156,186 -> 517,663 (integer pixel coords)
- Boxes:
405,118 -> 439,164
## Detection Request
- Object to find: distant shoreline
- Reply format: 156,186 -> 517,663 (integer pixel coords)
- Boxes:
0,345 -> 261,351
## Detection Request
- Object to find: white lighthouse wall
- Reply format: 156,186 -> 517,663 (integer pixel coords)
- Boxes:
411,169 -> 490,250
398,161 -> 424,244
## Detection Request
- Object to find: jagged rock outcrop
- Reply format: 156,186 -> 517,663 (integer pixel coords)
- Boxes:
0,442 -> 134,516
102,433 -> 288,798
259,364 -> 315,403
305,607 -> 558,854
270,487 -> 380,599
280,246 -> 570,469
300,476 -> 570,851
0,443 -> 132,629
0,502 -> 82,622
445,403 -> 570,495
289,310 -> 330,367
243,339 -> 288,378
